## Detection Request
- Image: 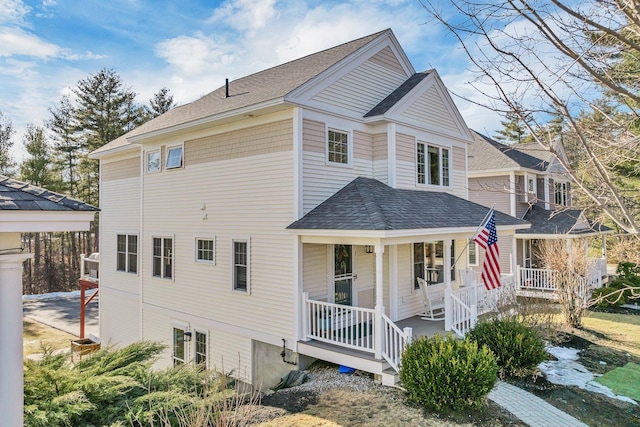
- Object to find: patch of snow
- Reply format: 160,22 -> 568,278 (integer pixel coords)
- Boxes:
22,289 -> 97,301
539,346 -> 637,405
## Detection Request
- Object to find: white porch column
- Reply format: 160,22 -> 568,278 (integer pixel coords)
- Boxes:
0,251 -> 32,427
511,235 -> 518,277
544,176 -> 550,210
374,245 -> 385,360
444,240 -> 452,331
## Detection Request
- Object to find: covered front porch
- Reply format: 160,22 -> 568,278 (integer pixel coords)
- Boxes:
287,178 -> 528,380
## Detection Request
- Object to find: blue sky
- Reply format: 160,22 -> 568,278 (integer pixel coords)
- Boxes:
1,0 -> 502,159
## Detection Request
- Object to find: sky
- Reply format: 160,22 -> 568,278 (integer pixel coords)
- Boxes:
0,0 -> 503,160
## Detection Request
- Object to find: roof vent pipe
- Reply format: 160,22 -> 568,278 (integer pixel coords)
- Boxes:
225,78 -> 229,98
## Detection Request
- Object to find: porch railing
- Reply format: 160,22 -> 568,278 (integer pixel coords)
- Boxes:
519,267 -> 556,292
449,285 -> 477,337
304,295 -> 376,353
381,313 -> 412,373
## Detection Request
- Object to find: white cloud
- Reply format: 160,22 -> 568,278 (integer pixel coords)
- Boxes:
0,27 -> 59,57
155,34 -> 239,77
209,0 -> 276,32
0,0 -> 30,24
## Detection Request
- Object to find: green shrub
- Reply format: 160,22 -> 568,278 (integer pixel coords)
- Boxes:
466,318 -> 547,378
399,335 -> 497,411
591,286 -> 627,308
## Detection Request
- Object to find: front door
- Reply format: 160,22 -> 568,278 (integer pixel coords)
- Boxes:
334,244 -> 354,305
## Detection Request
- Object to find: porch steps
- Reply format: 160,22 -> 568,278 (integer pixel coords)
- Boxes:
297,340 -> 391,377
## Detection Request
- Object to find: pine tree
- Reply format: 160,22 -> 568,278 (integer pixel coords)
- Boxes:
0,111 -> 16,176
48,96 -> 81,196
20,124 -> 53,187
494,110 -> 533,144
146,86 -> 177,118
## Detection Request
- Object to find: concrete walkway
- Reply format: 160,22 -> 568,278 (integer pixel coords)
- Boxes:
23,294 -> 99,339
489,381 -> 589,427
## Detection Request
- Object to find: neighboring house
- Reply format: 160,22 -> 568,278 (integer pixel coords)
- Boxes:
0,176 -> 97,427
92,29 -> 528,388
467,132 -> 611,294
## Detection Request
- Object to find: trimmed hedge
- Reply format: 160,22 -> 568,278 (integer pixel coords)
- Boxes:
466,318 -> 547,378
399,335 -> 497,411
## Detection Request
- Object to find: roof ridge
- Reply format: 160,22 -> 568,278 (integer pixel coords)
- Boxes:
353,177 -> 390,229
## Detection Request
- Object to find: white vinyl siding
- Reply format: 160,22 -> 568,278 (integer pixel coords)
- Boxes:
141,118 -> 296,340
311,59 -> 408,117
400,83 -> 467,137
99,156 -> 141,348
302,244 -> 329,300
467,176 -> 512,216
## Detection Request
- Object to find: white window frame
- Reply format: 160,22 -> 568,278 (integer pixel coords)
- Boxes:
116,233 -> 138,274
172,325 -> 187,366
468,239 -> 479,267
416,142 -> 450,187
165,145 -> 184,169
195,236 -> 215,264
232,238 -> 250,293
326,128 -> 352,166
555,181 -> 569,206
152,236 -> 174,280
193,329 -> 208,368
146,150 -> 161,173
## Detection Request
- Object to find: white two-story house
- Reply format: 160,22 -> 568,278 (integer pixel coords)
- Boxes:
92,29 -> 528,388
467,132 -> 611,294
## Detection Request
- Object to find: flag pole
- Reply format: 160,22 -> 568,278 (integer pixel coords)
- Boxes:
451,205 -> 495,271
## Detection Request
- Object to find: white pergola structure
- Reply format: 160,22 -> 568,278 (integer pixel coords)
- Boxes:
0,176 -> 97,427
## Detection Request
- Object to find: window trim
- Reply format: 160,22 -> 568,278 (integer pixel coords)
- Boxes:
555,181 -> 569,206
416,141 -> 450,187
231,238 -> 250,293
193,329 -> 208,368
468,240 -> 479,267
172,325 -> 187,367
194,236 -> 215,265
326,128 -> 352,166
146,150 -> 161,173
152,235 -> 174,280
165,145 -> 184,170
116,233 -> 138,274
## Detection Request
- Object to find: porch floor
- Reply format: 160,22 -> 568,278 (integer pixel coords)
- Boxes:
395,316 -> 448,339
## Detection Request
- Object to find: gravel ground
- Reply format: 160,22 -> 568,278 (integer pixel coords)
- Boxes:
245,363 -> 525,427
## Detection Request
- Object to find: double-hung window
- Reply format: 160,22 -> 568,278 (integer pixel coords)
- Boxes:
555,182 -> 569,206
417,142 -> 450,186
116,234 -> 138,273
153,237 -> 173,279
195,237 -> 215,264
233,239 -> 250,292
468,239 -> 479,266
327,129 -> 349,165
195,331 -> 207,366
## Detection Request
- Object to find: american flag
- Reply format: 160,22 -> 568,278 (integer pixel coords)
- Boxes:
474,210 -> 501,290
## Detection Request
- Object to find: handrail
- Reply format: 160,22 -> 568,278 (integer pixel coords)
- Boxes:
304,297 -> 376,353
381,313 -> 412,373
450,286 -> 476,337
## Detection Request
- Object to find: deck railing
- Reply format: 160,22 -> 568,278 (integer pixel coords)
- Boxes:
519,267 -> 556,292
449,285 -> 477,337
381,313 -> 412,373
303,295 -> 376,353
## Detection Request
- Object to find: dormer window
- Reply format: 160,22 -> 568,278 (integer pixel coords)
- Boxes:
417,142 -> 450,186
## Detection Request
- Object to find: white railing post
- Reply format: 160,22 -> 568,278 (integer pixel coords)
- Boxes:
515,264 -> 521,290
80,253 -> 86,278
444,285 -> 452,331
374,304 -> 384,360
404,327 -> 413,345
302,292 -> 310,342
470,303 -> 478,329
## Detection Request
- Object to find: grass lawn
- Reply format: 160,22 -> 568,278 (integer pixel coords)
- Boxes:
578,310 -> 640,356
594,362 -> 640,402
23,317 -> 77,358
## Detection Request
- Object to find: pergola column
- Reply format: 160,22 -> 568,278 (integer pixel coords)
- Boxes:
0,251 -> 32,427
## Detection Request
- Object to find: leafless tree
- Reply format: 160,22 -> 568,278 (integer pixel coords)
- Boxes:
421,0 -> 640,236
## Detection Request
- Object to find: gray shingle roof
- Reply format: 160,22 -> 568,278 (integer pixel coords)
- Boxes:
0,176 -> 98,211
517,205 -> 611,235
288,177 -> 527,231
468,131 -> 549,172
93,29 -> 391,155
364,71 -> 430,117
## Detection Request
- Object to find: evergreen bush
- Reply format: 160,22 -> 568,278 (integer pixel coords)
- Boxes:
591,286 -> 627,308
399,335 -> 497,411
467,318 -> 547,378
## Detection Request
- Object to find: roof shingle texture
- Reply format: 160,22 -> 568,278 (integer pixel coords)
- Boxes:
0,176 -> 98,211
468,131 -> 549,172
94,30 -> 389,154
364,71 -> 430,117
288,177 -> 527,231
518,204 -> 610,235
